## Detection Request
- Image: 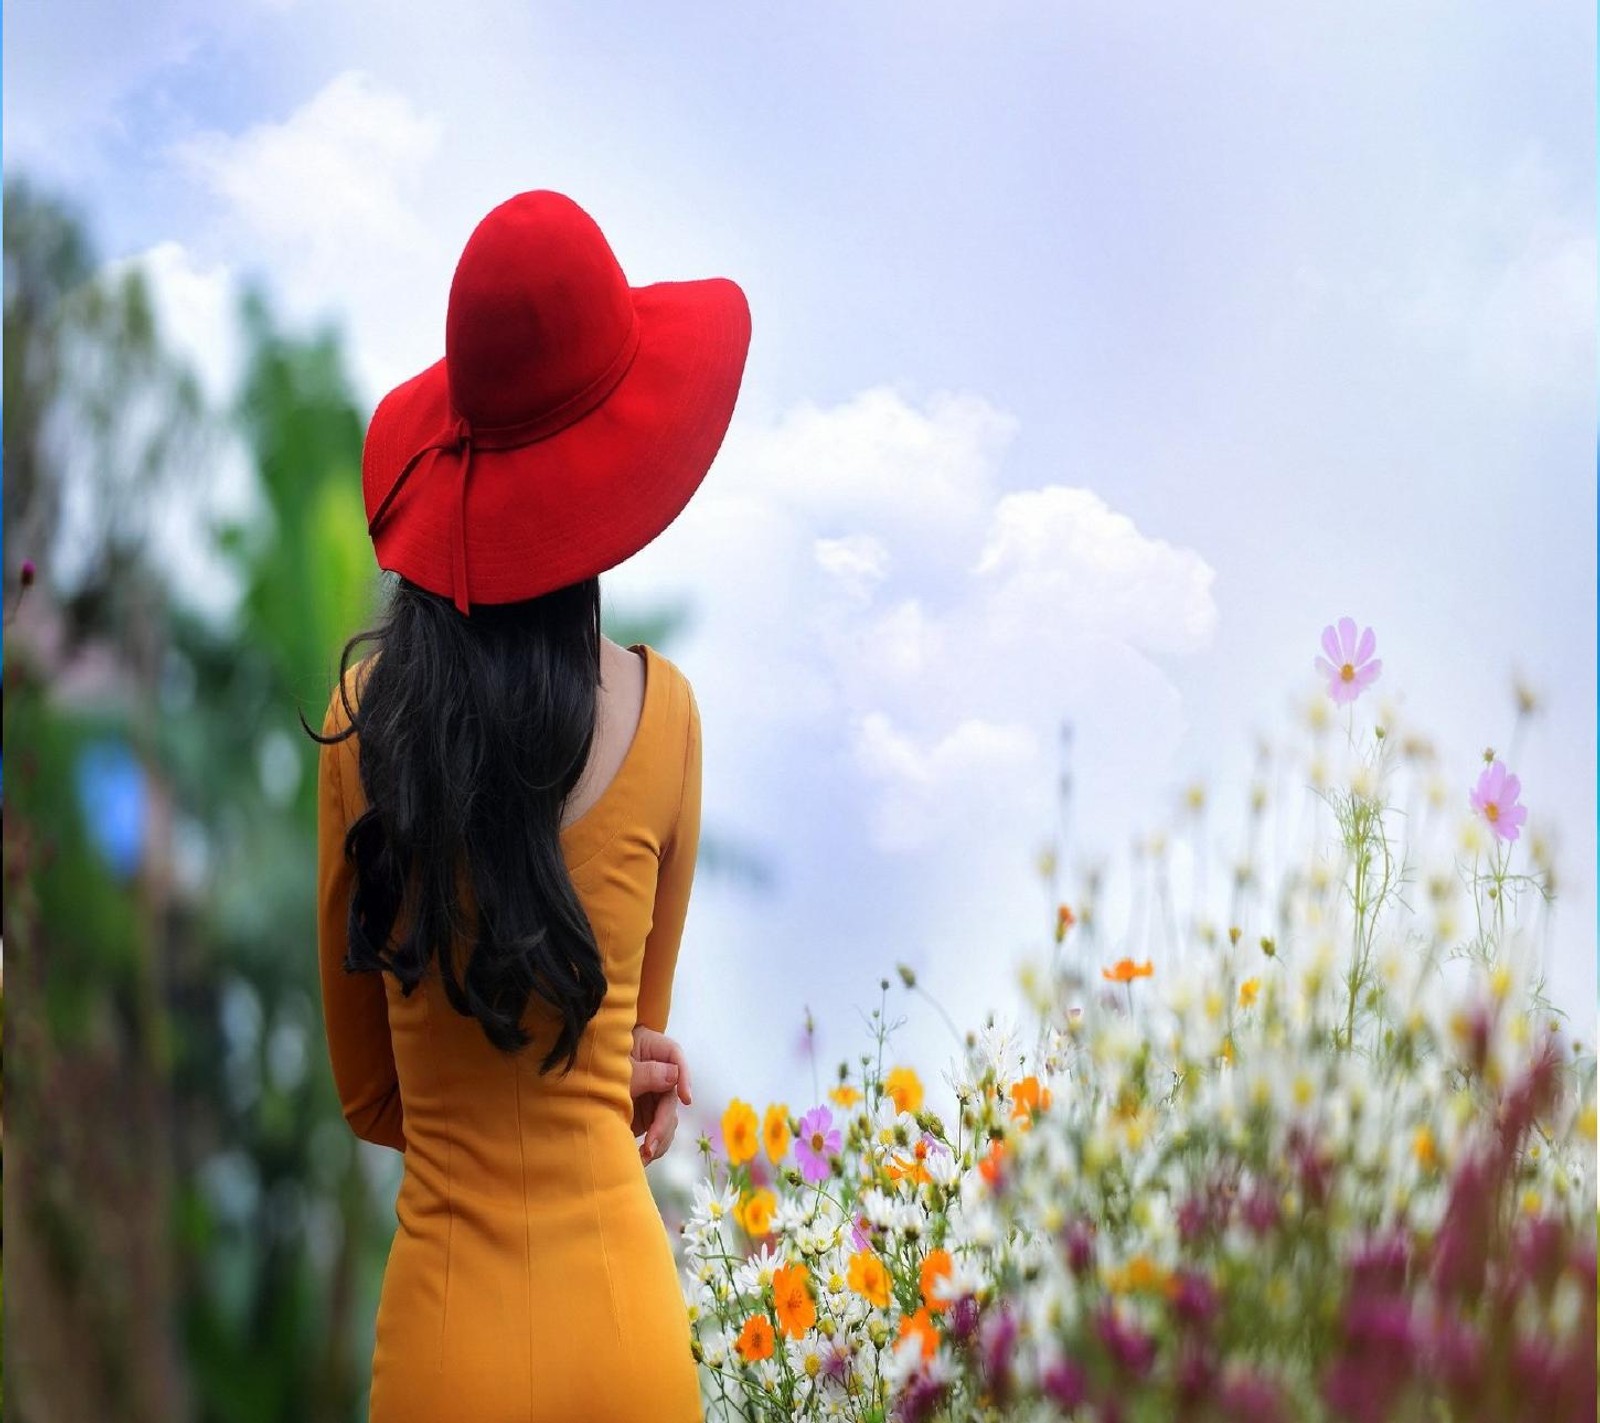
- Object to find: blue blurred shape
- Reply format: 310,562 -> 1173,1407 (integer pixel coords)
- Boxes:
74,737 -> 148,880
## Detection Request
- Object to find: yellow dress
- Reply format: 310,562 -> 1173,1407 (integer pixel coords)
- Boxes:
316,642 -> 704,1423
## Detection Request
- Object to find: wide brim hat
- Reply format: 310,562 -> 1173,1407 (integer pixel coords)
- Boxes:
362,190 -> 751,615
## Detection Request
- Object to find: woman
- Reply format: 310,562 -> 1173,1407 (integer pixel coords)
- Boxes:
307,191 -> 749,1423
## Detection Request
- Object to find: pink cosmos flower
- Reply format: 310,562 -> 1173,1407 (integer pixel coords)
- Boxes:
850,1212 -> 871,1252
794,1105 -> 841,1184
1469,759 -> 1527,843
1314,616 -> 1382,705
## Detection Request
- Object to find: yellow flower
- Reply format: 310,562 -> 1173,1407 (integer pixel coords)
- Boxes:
736,1188 -> 777,1237
1412,1126 -> 1438,1173
773,1262 -> 816,1338
1238,977 -> 1260,1009
722,1099 -> 759,1166
763,1104 -> 791,1163
885,1067 -> 924,1115
829,1083 -> 863,1108
847,1249 -> 891,1309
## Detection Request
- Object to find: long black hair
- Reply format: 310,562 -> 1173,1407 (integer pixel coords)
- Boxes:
303,573 -> 608,1075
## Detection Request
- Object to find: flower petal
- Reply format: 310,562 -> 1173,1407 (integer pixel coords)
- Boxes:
1354,624 -> 1376,667
1321,624 -> 1343,665
1337,616 -> 1358,661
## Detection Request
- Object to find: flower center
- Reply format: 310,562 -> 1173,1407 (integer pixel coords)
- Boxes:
810,1132 -> 825,1151
1340,663 -> 1355,681
1485,802 -> 1499,821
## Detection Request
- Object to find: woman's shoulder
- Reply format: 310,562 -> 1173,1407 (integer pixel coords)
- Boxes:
636,643 -> 700,746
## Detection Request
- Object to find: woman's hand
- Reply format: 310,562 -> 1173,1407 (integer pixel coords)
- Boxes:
629,1024 -> 694,1165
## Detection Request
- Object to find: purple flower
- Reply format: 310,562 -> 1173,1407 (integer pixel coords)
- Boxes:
1314,616 -> 1382,705
979,1303 -> 1019,1404
850,1212 -> 871,1252
893,1375 -> 949,1423
1469,759 -> 1528,843
1240,1186 -> 1280,1238
1061,1218 -> 1096,1276
1174,1347 -> 1218,1406
1218,1369 -> 1288,1423
1041,1356 -> 1087,1409
1094,1304 -> 1157,1378
1168,1269 -> 1219,1329
947,1294 -> 980,1343
1321,1297 -> 1417,1423
794,1104 -> 840,1183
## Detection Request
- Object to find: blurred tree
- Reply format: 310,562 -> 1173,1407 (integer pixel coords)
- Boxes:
4,172 -> 201,1423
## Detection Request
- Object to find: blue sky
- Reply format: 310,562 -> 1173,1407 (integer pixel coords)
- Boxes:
7,0 -> 1594,1127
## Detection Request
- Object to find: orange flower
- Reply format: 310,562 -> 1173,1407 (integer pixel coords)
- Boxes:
829,1083 -> 863,1108
897,1306 -> 939,1361
762,1104 -> 791,1163
1009,1075 -> 1052,1128
1103,1253 -> 1171,1296
735,1313 -> 774,1362
1101,958 -> 1154,984
847,1248 -> 891,1308
772,1262 -> 816,1339
919,1248 -> 954,1313
722,1099 -> 759,1165
978,1138 -> 1008,1188
1055,903 -> 1076,943
885,1136 -> 933,1185
885,1066 -> 924,1115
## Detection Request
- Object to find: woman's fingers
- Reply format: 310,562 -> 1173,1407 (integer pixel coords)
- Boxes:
641,1094 -> 679,1164
629,1056 -> 679,1101
671,1041 -> 693,1107
631,1026 -> 694,1107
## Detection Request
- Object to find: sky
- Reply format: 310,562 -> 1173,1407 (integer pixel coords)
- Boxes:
6,0 -> 1595,1130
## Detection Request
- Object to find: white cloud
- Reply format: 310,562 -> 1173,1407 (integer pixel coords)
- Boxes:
167,69 -> 450,403
854,710 -> 1039,852
609,385 -> 1218,851
813,532 -> 890,603
172,68 -> 442,267
1373,145 -> 1591,411
974,486 -> 1219,657
602,384 -> 1217,1104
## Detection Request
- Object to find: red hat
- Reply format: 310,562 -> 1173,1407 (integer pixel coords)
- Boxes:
362,190 -> 751,615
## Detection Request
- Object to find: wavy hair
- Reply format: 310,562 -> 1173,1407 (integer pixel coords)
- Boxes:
303,573 -> 607,1074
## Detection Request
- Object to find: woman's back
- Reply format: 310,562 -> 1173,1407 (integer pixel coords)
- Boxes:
316,640 -> 705,1423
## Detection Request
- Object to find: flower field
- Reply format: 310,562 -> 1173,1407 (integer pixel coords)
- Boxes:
676,619 -> 1597,1423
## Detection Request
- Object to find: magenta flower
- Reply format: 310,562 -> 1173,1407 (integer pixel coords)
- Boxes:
794,1105 -> 840,1183
1314,616 -> 1382,705
1469,759 -> 1527,843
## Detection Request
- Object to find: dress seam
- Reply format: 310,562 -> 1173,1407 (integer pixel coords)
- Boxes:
515,1063 -> 536,1423
583,1026 -> 627,1349
425,983 -> 453,1381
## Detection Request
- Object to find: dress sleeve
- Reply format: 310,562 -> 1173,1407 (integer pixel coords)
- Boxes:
635,680 -> 703,1034
316,686 -> 407,1152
